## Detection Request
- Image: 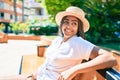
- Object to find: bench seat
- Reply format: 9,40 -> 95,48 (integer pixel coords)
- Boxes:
20,55 -> 45,75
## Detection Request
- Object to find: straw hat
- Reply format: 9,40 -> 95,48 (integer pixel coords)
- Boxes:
55,6 -> 90,32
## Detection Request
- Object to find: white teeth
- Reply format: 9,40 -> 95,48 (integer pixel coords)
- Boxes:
65,29 -> 71,32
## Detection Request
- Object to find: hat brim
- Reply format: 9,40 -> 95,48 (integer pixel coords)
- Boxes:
55,11 -> 89,32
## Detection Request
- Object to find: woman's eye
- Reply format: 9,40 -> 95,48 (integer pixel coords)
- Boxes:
64,21 -> 69,25
72,22 -> 77,26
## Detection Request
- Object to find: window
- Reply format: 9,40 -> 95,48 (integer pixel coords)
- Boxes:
0,2 -> 4,8
37,8 -> 43,15
0,12 -> 4,19
39,9 -> 42,15
10,15 -> 13,19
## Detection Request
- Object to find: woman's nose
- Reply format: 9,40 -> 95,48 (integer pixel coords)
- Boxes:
66,23 -> 72,28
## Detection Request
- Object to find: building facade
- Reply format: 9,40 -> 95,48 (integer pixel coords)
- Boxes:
0,0 -> 46,33
0,0 -> 23,23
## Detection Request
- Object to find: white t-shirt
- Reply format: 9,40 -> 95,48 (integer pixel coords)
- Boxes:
37,36 -> 95,80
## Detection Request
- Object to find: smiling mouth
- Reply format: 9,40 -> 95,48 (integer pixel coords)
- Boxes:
64,29 -> 72,35
65,29 -> 72,33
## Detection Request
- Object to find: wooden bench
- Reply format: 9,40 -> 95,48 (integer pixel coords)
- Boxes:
20,55 -> 45,75
19,39 -> 51,75
20,43 -> 120,79
0,32 -> 8,43
112,51 -> 120,72
8,34 -> 41,41
37,40 -> 51,57
103,48 -> 120,72
19,55 -> 120,80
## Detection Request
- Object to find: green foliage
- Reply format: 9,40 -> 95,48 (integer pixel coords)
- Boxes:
97,42 -> 120,51
43,0 -> 88,21
0,23 -> 5,31
10,22 -> 29,35
43,0 -> 120,43
43,0 -> 71,22
83,0 -> 120,43
29,20 -> 58,35
36,0 -> 42,2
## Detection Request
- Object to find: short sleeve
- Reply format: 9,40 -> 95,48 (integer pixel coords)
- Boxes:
75,37 -> 95,60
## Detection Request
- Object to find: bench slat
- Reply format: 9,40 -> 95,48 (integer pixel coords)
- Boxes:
21,55 -> 45,75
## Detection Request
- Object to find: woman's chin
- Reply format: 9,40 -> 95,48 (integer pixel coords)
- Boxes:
64,35 -> 73,39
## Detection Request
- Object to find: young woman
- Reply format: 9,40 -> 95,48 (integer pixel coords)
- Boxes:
0,6 -> 117,80
35,6 -> 117,80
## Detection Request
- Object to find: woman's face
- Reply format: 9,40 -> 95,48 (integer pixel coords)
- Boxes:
62,16 -> 79,41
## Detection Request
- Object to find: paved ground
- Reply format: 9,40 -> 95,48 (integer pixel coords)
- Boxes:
0,40 -> 40,76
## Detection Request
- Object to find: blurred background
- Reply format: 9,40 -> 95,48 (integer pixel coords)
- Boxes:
0,0 -> 119,50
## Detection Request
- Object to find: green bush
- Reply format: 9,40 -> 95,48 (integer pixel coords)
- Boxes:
29,20 -> 58,35
0,23 -> 5,32
10,22 -> 29,35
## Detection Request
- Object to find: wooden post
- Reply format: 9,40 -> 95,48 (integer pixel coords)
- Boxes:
37,40 -> 51,57
37,45 -> 49,57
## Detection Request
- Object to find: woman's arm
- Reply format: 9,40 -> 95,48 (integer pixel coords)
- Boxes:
60,46 -> 117,80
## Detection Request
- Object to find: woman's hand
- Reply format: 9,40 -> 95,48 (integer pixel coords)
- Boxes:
58,69 -> 75,80
26,74 -> 36,80
26,77 -> 33,80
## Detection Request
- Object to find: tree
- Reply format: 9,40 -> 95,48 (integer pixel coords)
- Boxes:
83,0 -> 120,43
43,0 -> 71,22
13,0 -> 17,22
43,0 -> 120,43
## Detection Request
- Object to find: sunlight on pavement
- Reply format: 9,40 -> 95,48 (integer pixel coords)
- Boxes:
0,40 -> 40,76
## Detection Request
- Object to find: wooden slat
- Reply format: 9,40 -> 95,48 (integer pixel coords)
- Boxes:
113,53 -> 120,72
37,40 -> 51,57
21,55 -> 45,75
8,35 -> 40,41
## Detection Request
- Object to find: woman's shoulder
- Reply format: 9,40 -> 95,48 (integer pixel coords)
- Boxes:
71,36 -> 95,46
71,36 -> 84,42
51,36 -> 62,43
53,36 -> 62,41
